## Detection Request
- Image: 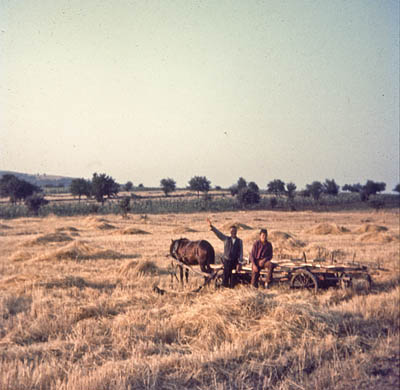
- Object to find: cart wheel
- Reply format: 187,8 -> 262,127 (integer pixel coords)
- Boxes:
290,269 -> 319,293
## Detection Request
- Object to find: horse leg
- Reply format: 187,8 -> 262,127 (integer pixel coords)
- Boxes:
185,268 -> 189,284
179,265 -> 184,286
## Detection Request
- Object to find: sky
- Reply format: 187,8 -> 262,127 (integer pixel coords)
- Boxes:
1,0 -> 399,191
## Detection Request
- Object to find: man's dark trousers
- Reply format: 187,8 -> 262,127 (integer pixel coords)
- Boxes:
222,259 -> 237,287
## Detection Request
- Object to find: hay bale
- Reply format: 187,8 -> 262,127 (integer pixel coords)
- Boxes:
304,244 -> 330,260
84,217 -> 115,229
94,222 -> 116,230
115,227 -> 151,235
269,231 -> 306,249
36,241 -> 124,261
25,232 -> 73,246
119,259 -> 159,276
304,223 -> 350,235
55,226 -> 79,232
358,232 -> 398,243
222,222 -> 253,230
172,226 -> 197,234
355,224 -> 388,234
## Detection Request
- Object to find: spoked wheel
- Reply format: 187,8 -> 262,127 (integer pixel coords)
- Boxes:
290,269 -> 319,293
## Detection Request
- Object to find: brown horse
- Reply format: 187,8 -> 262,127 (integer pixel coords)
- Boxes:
170,238 -> 215,284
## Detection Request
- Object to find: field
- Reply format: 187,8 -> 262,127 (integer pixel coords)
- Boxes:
0,209 -> 399,389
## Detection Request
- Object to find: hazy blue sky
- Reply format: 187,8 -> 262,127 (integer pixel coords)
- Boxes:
1,0 -> 399,190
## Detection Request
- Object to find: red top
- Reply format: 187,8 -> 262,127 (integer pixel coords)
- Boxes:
249,240 -> 273,263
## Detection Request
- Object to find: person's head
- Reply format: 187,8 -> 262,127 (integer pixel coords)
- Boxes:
230,225 -> 237,238
259,228 -> 268,243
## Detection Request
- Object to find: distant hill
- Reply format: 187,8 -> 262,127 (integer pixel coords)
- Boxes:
0,170 -> 76,188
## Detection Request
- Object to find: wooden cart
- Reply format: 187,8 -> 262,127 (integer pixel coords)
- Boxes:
167,256 -> 372,293
212,259 -> 372,293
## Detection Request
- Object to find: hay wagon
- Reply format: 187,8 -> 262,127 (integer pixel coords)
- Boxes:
219,258 -> 372,293
167,256 -> 372,293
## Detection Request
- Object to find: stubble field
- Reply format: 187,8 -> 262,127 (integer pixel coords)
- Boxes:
0,209 -> 399,389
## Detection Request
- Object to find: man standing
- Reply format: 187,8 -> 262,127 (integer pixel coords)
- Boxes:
207,218 -> 243,288
250,229 -> 274,288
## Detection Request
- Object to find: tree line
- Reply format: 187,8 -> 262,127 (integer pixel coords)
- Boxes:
1,172 -> 399,216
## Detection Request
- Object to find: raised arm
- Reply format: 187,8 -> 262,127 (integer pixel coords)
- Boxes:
207,218 -> 228,242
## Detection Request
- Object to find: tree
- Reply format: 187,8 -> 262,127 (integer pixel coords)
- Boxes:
188,176 -> 211,198
248,181 -> 259,192
237,177 -> 247,190
118,196 -> 131,217
323,179 -> 340,196
91,173 -> 119,204
363,180 -> 386,199
237,186 -> 260,207
394,184 -> 400,194
306,181 -> 323,201
24,193 -> 49,216
267,179 -> 286,197
0,174 -> 39,204
230,177 -> 248,196
342,183 -> 363,193
160,178 -> 176,197
286,182 -> 297,199
125,181 -> 133,192
70,178 -> 91,201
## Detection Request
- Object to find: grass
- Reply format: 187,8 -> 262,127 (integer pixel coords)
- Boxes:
0,209 -> 399,389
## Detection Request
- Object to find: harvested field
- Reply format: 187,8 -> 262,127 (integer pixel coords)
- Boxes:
0,209 -> 399,390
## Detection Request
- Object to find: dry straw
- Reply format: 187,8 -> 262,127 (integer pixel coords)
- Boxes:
114,227 -> 150,235
304,223 -> 350,235
23,232 -> 73,246
119,259 -> 160,276
34,240 -> 124,261
172,226 -> 197,234
222,222 -> 253,230
354,224 -> 388,234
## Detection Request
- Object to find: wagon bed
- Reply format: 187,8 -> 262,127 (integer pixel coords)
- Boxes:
168,256 -> 372,293
211,258 -> 372,292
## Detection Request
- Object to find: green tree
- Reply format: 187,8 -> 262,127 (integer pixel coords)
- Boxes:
237,186 -> 260,207
125,181 -> 133,192
267,179 -> 286,197
306,181 -> 323,201
342,183 -> 363,193
70,178 -> 91,201
230,177 -> 247,196
0,174 -> 39,204
160,178 -> 176,196
286,182 -> 297,199
118,196 -> 131,217
91,173 -> 119,204
363,180 -> 386,199
248,181 -> 259,192
323,179 -> 340,196
24,193 -> 49,216
188,176 -> 211,198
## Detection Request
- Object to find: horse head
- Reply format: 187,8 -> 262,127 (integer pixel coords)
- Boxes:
170,238 -> 188,260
